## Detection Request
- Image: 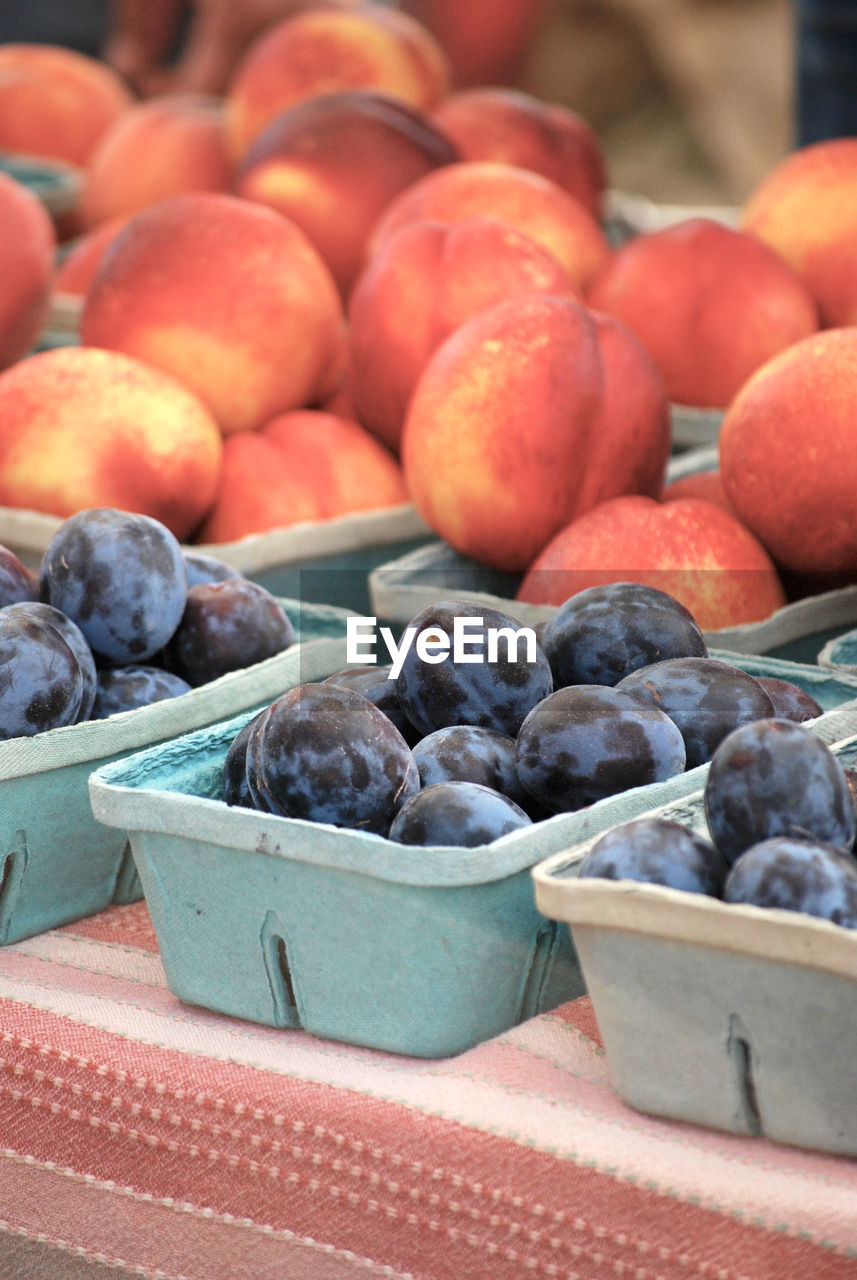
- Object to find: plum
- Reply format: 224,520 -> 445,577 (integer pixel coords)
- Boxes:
540,581 -> 707,688
166,578 -> 295,685
704,718 -> 857,864
243,682 -> 419,834
578,816 -> 729,895
388,780 -> 532,847
0,609 -> 84,737
40,507 -> 187,664
91,664 -> 193,717
516,684 -> 686,814
724,836 -> 857,927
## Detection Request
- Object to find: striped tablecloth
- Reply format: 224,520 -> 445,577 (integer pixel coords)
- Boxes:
0,900 -> 856,1279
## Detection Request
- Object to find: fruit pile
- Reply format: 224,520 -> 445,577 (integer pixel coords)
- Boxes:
0,507 -> 296,736
578,718 -> 857,931
0,4 -> 855,634
219,581 -> 825,847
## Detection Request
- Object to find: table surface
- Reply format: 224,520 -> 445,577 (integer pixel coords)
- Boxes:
0,900 -> 856,1280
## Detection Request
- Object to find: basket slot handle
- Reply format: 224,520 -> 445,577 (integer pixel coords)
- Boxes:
260,910 -> 302,1028
727,1013 -> 762,1136
0,831 -> 28,944
517,919 -> 561,1021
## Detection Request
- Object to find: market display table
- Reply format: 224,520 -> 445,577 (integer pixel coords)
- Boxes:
0,900 -> 856,1279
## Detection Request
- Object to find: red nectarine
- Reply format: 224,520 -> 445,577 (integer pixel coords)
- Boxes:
0,346 -> 222,539
516,494 -> 787,632
347,215 -> 579,452
0,171 -> 56,370
80,192 -> 345,436
401,294 -> 670,572
196,409 -> 408,543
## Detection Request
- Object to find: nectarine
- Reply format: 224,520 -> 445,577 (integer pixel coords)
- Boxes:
719,327 -> 857,575
347,215 -> 579,452
369,160 -> 612,293
233,89 -> 458,297
586,217 -> 820,408
196,409 -> 408,543
0,44 -> 132,168
517,494 -> 787,632
0,171 -> 56,370
225,3 -> 450,159
742,137 -> 857,327
79,94 -> 233,231
430,86 -> 606,220
0,346 -> 222,540
401,294 -> 670,572
80,192 -> 345,436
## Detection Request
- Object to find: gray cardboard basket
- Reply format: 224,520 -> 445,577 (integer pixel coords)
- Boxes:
532,724 -> 857,1157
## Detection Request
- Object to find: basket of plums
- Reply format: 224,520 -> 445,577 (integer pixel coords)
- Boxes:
0,505 -> 353,944
533,715 -> 857,1158
89,582 -> 857,1057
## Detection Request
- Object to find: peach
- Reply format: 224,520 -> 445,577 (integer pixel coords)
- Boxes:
516,494 -> 787,632
233,89 -> 458,297
0,346 -> 222,539
401,0 -> 547,88
79,94 -> 233,231
430,86 -> 606,220
0,44 -> 132,168
196,409 -> 408,543
660,468 -> 738,518
369,161 -> 612,293
80,192 -> 344,436
400,294 -> 670,573
225,3 -> 450,160
53,215 -> 131,298
719,328 -> 857,576
742,138 -> 857,327
0,171 -> 56,370
347,215 -> 580,452
585,217 -> 820,409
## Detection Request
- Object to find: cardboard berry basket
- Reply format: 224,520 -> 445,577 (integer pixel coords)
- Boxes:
0,598 -> 353,946
0,150 -> 83,220
87,688 -> 857,1060
368,537 -> 857,664
531,725 -> 857,1159
0,501 -> 434,615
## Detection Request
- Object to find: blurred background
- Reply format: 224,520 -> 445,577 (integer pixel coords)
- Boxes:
517,0 -> 794,206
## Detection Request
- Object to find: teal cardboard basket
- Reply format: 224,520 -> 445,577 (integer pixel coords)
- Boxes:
0,599 -> 352,945
88,656 -> 857,1058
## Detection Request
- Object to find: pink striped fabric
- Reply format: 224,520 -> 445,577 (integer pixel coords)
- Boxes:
0,900 -> 855,1279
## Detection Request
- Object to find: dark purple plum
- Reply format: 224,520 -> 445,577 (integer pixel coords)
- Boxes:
395,599 -> 553,738
0,546 -> 38,606
39,507 -> 187,664
323,664 -> 421,745
245,682 -> 419,834
578,816 -> 729,895
183,550 -> 245,587
515,684 -> 686,814
90,664 -> 193,718
222,710 -> 267,808
724,836 -> 857,927
616,657 -> 775,768
165,579 -> 295,686
388,780 -> 532,847
3,600 -> 98,721
753,676 -> 823,723
540,581 -> 707,689
0,610 -> 84,737
412,723 -> 534,812
704,718 -> 857,865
